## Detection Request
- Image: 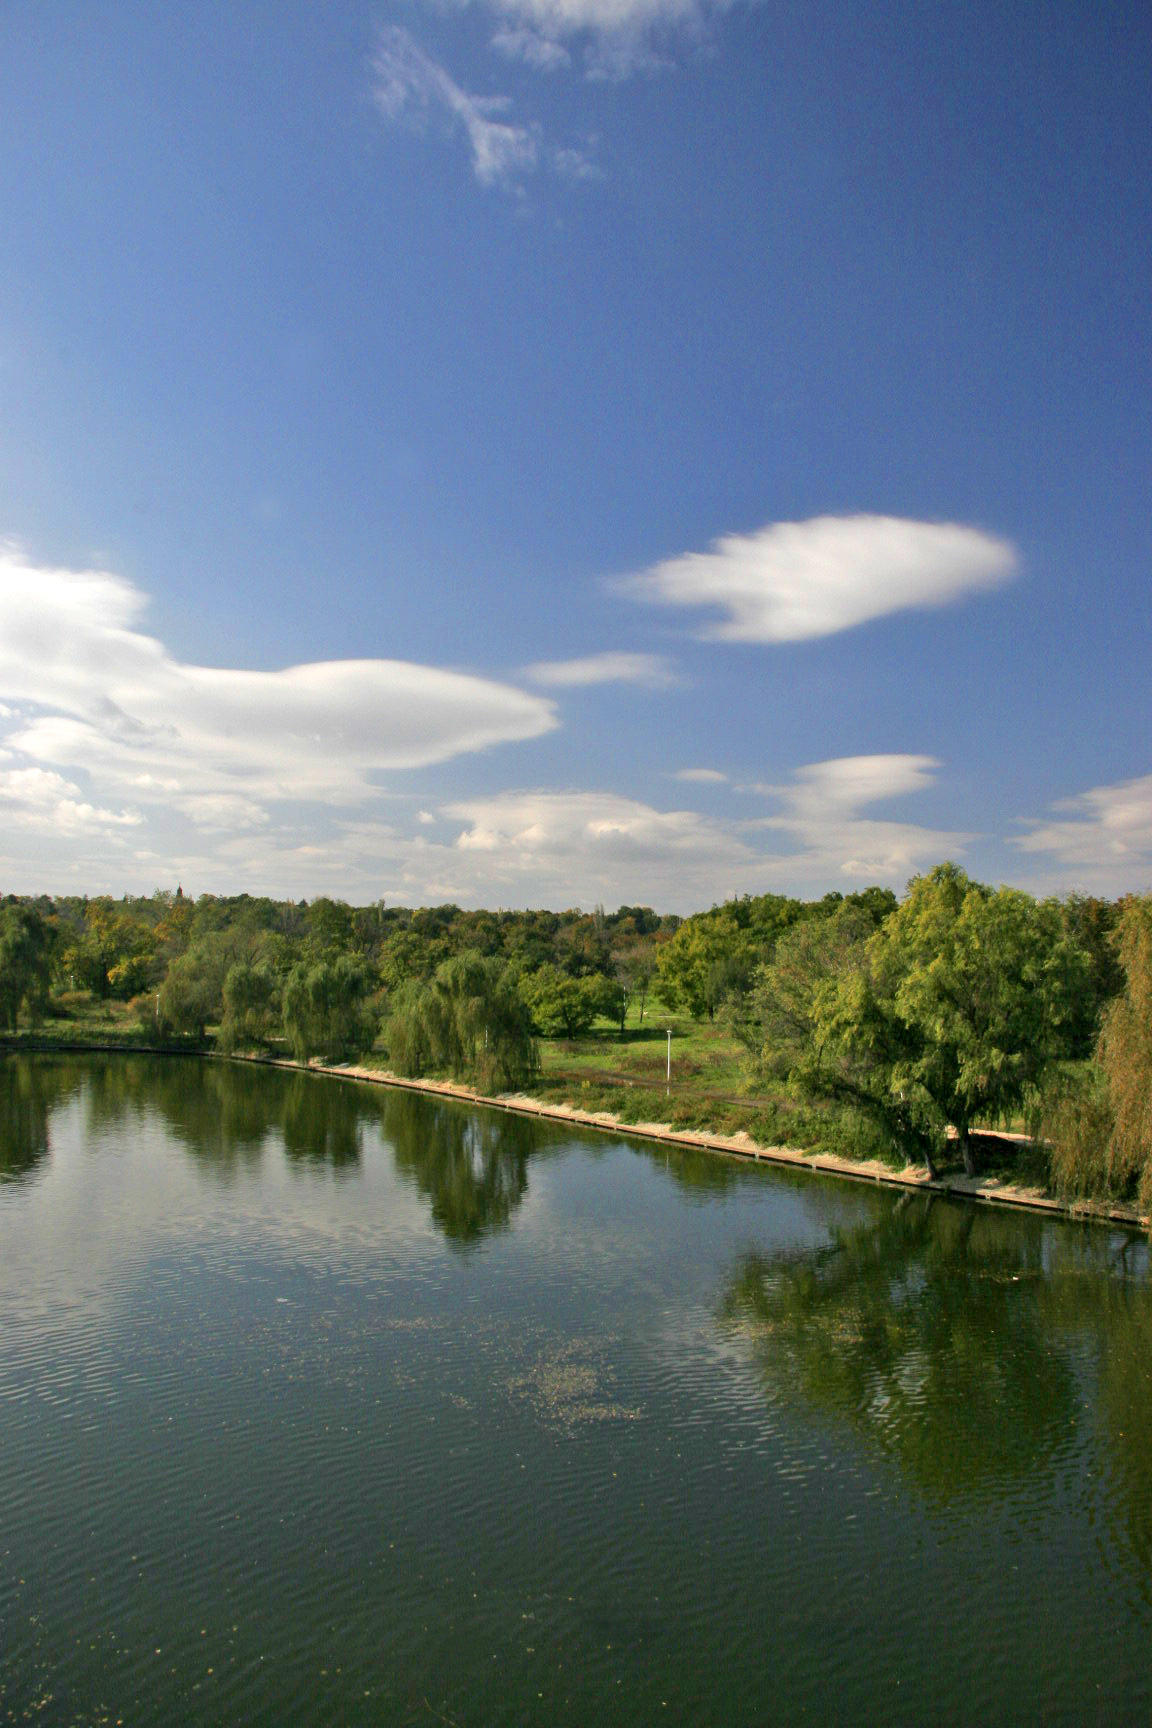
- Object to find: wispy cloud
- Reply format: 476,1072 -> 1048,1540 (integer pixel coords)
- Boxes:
619,515 -> 1018,643
747,754 -> 972,883
467,0 -> 734,78
370,25 -> 597,187
372,24 -> 539,186
1012,772 -> 1152,895
672,767 -> 728,783
525,650 -> 675,687
491,26 -> 572,71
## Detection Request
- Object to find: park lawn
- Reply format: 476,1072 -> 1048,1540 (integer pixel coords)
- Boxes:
539,1012 -> 750,1099
528,1011 -> 845,1151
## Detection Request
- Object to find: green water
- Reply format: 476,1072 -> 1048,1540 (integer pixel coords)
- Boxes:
1,1053 -> 1150,1725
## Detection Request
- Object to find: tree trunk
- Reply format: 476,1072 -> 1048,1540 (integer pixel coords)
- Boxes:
957,1123 -> 977,1178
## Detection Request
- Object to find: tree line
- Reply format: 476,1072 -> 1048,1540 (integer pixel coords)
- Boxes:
1,871 -> 1148,1213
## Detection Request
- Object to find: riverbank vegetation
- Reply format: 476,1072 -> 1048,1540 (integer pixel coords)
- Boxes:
1,873 -> 1148,1217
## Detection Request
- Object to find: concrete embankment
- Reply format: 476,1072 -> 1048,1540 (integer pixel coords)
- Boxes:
248,1053 -> 1147,1233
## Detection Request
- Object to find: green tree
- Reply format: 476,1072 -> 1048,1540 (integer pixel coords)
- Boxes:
750,866 -> 1088,1179
0,904 -> 54,1031
656,894 -> 812,1021
1095,896 -> 1152,1209
57,900 -> 155,999
518,964 -> 618,1039
157,940 -> 228,1040
387,953 -> 538,1090
870,866 -> 1089,1175
282,957 -> 376,1063
1049,897 -> 1152,1213
612,943 -> 656,1024
217,961 -> 280,1053
655,915 -> 740,1020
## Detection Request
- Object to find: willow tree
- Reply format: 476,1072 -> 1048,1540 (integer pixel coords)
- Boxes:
1050,896 -> 1152,1211
386,953 -> 537,1092
281,956 -> 375,1063
0,904 -> 53,1032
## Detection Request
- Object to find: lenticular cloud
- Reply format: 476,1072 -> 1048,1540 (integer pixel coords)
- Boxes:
622,514 -> 1018,643
0,549 -> 557,811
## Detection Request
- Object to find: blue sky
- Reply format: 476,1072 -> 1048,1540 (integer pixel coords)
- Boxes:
1,0 -> 1148,910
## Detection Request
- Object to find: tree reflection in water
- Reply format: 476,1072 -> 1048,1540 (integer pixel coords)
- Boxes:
721,1191 -> 1152,1583
280,1072 -> 364,1171
0,1056 -> 80,1184
387,1093 -> 539,1248
721,1194 -> 1079,1500
3,1053 -> 549,1242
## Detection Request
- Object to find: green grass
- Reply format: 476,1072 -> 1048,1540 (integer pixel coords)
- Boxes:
1,992 -> 204,1052
528,1010 -> 1062,1187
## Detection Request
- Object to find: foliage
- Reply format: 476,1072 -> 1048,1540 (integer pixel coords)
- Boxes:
656,890 -> 892,1023
282,957 -> 376,1063
1048,897 -> 1152,1213
749,866 -> 1089,1178
386,953 -> 538,1091
0,904 -> 54,1032
1098,898 -> 1152,1204
518,964 -> 620,1039
1044,1066 -> 1117,1202
158,942 -> 226,1040
217,962 -> 280,1053
1060,893 -> 1125,1057
57,900 -> 156,1000
870,865 -> 1089,1173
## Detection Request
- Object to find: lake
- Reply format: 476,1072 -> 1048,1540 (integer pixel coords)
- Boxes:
1,1053 -> 1151,1725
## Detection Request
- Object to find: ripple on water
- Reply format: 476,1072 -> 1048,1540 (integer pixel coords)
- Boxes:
2,1056 -> 1152,1727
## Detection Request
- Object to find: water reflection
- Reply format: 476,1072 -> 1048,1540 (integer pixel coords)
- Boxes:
5,1053 -> 549,1244
721,1193 -> 1080,1499
721,1193 -> 1152,1586
388,1096 -> 537,1247
1041,1228 -> 1152,1575
74,1056 -> 368,1175
0,1057 -> 80,1184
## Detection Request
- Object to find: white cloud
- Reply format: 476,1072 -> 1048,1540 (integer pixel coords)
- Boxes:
673,767 -> 728,783
548,143 -> 602,181
371,25 -> 598,187
0,764 -> 142,837
525,650 -> 674,687
469,0 -> 732,76
491,26 -> 572,69
0,547 -> 556,827
1012,773 -> 1152,895
441,788 -> 753,904
749,754 -> 972,883
403,758 -> 965,909
620,514 -> 1018,643
371,25 -> 540,186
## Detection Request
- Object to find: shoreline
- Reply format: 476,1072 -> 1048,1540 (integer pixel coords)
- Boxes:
5,1036 -> 1144,1233
247,1051 -> 1148,1233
